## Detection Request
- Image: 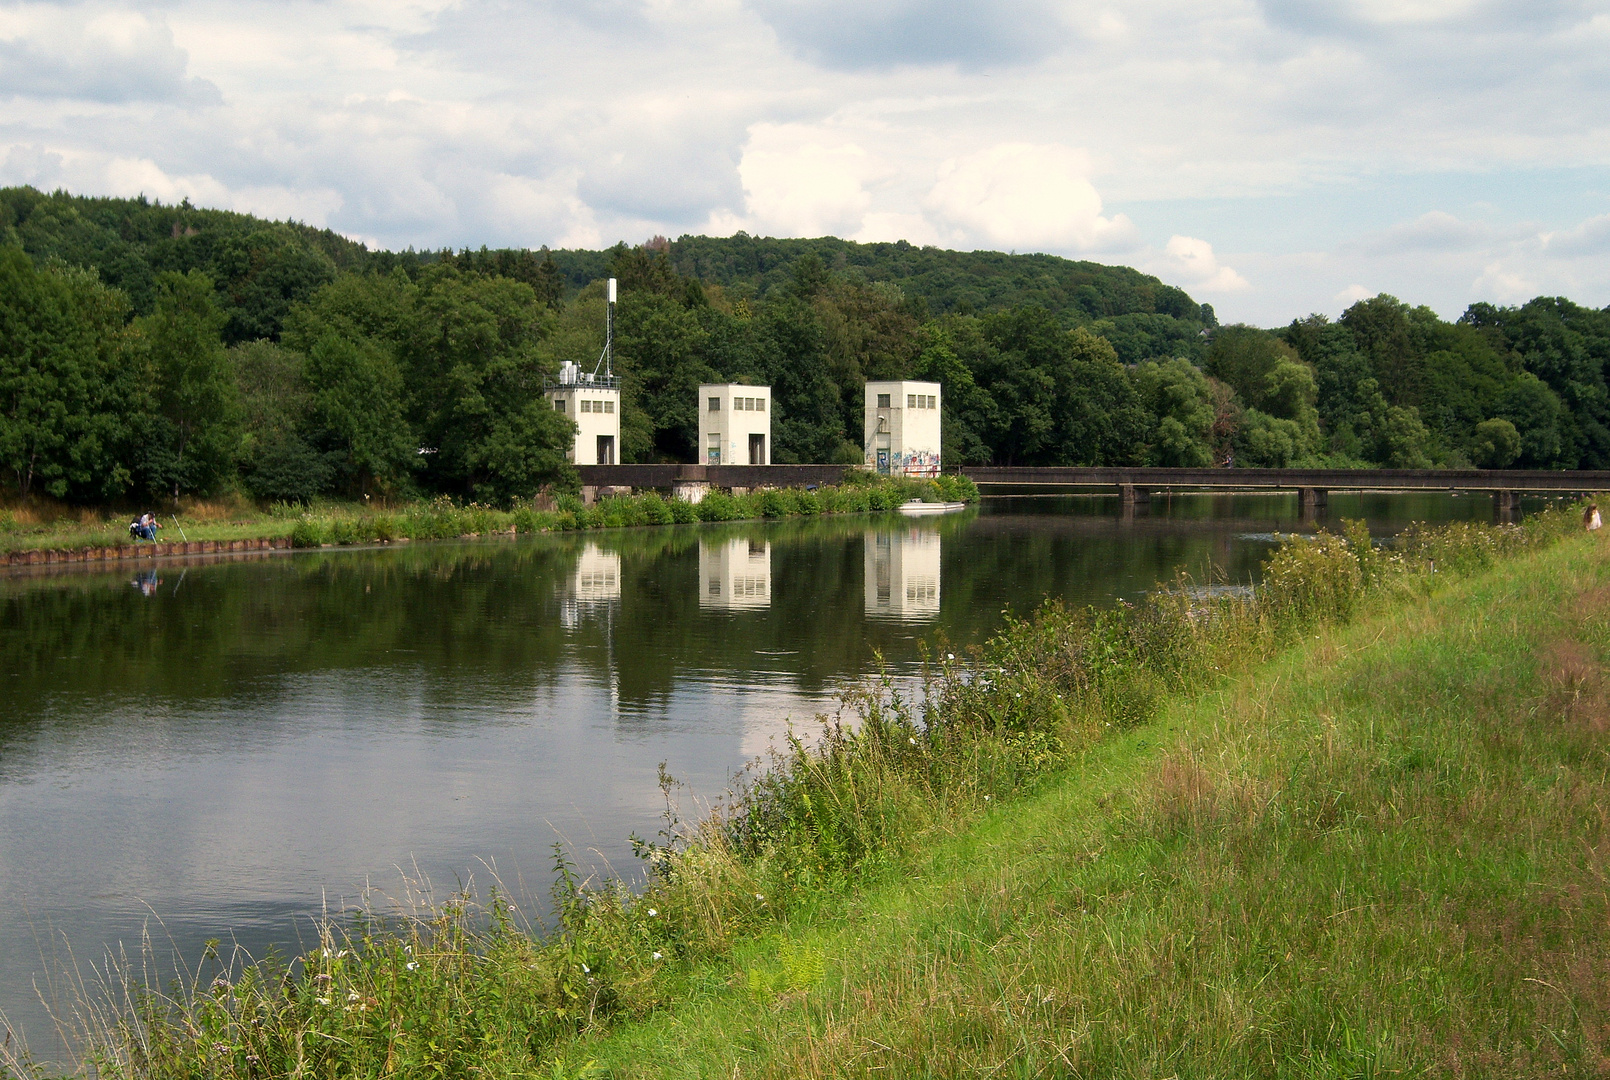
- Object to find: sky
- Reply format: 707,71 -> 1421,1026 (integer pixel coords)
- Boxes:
1,0 -> 1608,325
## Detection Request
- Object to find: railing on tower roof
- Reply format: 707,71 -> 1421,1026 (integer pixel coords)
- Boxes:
544,359 -> 620,392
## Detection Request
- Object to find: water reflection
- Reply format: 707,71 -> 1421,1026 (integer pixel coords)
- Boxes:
698,537 -> 772,610
864,527 -> 941,622
558,543 -> 621,628
0,492 -> 1556,1063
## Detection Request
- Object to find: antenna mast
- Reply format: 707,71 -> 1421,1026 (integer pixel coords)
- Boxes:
593,277 -> 616,380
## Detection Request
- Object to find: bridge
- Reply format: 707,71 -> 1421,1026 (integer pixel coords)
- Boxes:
576,464 -> 1610,515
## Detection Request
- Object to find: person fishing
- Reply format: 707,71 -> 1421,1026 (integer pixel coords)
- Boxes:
128,512 -> 161,542
1585,503 -> 1602,531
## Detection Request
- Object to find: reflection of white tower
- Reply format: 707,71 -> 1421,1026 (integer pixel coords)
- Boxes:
559,543 -> 622,628
699,537 -> 772,610
864,528 -> 941,621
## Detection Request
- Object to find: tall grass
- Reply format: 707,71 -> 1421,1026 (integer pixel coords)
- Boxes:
282,475 -> 977,548
13,504 -> 1586,1080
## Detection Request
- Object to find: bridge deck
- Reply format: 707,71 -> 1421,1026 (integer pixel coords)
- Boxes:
574,464 -> 1610,493
959,467 -> 1610,492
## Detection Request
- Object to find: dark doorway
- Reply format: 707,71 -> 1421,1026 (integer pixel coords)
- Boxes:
748,433 -> 766,465
597,435 -> 615,465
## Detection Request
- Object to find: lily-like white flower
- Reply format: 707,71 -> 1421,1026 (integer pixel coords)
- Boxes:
647,908 -> 658,917
581,963 -> 590,974
755,893 -> 764,901
652,951 -> 662,961
406,962 -> 418,971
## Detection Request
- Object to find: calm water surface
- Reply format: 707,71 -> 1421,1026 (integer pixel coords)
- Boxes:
0,492 -> 1544,1056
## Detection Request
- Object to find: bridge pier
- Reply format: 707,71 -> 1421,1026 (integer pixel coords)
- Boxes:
1118,483 -> 1150,506
1298,487 -> 1327,520
1494,490 -> 1521,523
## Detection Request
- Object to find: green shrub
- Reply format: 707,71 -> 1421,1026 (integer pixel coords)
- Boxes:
696,492 -> 740,522
290,518 -> 326,548
639,492 -> 674,525
758,489 -> 791,518
669,498 -> 699,524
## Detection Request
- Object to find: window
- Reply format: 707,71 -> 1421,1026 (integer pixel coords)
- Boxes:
580,400 -> 591,413
907,394 -> 916,408
745,397 -> 756,410
927,395 -> 936,409
604,400 -> 614,414
553,397 -> 565,412
756,397 -> 765,412
709,396 -> 721,412
877,393 -> 890,408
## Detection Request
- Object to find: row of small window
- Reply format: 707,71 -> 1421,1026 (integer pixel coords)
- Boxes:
553,397 -> 614,414
874,394 -> 939,409
710,396 -> 766,412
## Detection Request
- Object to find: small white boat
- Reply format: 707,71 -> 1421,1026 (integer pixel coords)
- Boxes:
897,500 -> 968,516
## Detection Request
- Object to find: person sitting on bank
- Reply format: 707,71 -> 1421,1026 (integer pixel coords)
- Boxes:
128,513 -> 161,542
1585,503 -> 1602,531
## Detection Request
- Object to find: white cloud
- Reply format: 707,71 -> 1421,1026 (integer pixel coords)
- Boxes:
732,124 -> 881,238
1543,213 -> 1610,257
924,143 -> 1138,254
746,0 -> 1063,71
0,0 -> 1602,320
1152,235 -> 1250,294
1334,283 -> 1374,305
0,7 -> 219,103
0,143 -> 343,225
1471,261 -> 1538,305
1352,210 -> 1524,256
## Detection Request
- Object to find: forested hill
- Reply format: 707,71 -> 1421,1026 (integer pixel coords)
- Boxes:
544,234 -> 1214,331
5,183 -> 1610,512
0,186 -> 1213,362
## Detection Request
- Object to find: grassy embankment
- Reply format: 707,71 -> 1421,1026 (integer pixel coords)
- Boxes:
19,507 -> 1608,1078
0,473 -> 976,556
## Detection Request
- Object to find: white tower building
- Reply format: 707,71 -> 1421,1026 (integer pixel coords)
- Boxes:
547,278 -> 621,465
864,380 -> 941,476
699,384 -> 771,465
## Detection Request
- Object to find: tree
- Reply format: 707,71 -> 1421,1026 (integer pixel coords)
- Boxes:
914,322 -> 995,465
1131,358 -> 1214,467
0,248 -> 142,499
1471,418 -> 1521,469
231,340 -> 331,503
400,266 -> 570,500
135,270 -> 239,499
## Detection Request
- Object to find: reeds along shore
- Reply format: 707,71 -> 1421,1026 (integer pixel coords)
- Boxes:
9,503 -> 1590,1080
0,474 -> 978,563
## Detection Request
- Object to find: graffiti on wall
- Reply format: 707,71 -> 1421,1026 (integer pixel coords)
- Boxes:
865,448 -> 942,478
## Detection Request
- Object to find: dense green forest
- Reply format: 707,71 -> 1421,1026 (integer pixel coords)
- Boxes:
3,185 -> 1609,506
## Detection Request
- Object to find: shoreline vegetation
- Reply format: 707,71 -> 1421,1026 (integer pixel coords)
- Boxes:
7,187 -> 1610,528
0,473 -> 978,563
6,500 -> 1603,1078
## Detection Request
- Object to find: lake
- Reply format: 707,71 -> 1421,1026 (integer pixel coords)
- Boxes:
0,491 -> 1543,1061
